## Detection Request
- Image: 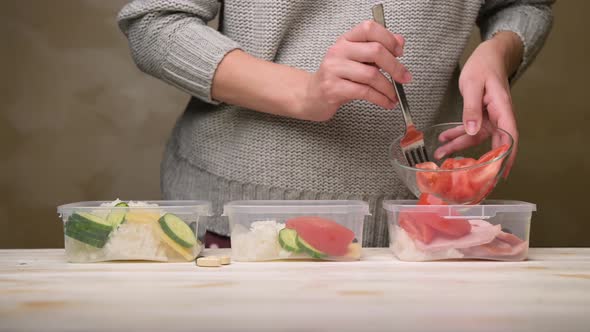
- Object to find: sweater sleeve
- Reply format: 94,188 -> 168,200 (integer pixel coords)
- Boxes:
477,0 -> 555,82
117,0 -> 241,104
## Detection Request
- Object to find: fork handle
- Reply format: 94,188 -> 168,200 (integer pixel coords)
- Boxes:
371,3 -> 414,127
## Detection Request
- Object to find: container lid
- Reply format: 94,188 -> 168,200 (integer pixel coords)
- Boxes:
383,200 -> 536,219
223,200 -> 370,215
57,200 -> 212,216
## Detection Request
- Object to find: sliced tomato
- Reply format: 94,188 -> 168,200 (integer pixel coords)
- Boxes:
453,158 -> 477,168
478,144 -> 510,164
415,162 -> 438,194
440,158 -> 456,169
416,145 -> 509,205
398,211 -> 436,244
286,216 -> 355,256
416,194 -> 471,238
449,170 -> 476,202
418,193 -> 447,205
469,144 -> 509,188
415,162 -> 451,195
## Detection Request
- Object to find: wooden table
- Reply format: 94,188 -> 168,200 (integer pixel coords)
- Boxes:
1,248 -> 589,332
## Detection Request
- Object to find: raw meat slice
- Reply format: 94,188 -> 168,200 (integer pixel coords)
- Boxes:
459,231 -> 528,259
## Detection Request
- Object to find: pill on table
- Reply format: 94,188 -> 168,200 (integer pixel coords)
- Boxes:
196,256 -> 221,267
220,256 -> 231,265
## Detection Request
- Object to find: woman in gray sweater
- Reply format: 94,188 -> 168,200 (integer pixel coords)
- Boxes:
117,0 -> 553,247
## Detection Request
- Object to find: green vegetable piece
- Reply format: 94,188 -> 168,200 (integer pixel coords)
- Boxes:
278,228 -> 301,252
296,236 -> 327,259
65,213 -> 112,248
158,213 -> 197,248
107,202 -> 128,228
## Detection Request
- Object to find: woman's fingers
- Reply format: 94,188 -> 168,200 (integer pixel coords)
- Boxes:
486,79 -> 518,178
343,20 -> 405,57
330,59 -> 398,104
438,124 -> 466,142
337,79 -> 395,109
460,77 -> 485,136
339,41 -> 411,83
434,130 -> 490,160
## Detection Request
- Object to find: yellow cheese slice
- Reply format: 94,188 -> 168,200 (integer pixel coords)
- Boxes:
125,211 -> 161,224
152,224 -> 196,261
345,243 -> 362,260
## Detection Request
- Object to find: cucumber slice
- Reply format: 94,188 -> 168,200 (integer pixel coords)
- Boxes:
65,213 -> 112,248
296,236 -> 327,259
65,220 -> 110,237
65,228 -> 108,248
69,212 -> 112,233
158,213 -> 196,248
278,228 -> 300,252
107,202 -> 128,228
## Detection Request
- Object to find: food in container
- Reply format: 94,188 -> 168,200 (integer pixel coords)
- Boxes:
224,200 -> 369,261
57,199 -> 211,263
384,197 -> 535,261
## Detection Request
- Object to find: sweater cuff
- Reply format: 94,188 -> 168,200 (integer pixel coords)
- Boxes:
161,21 -> 240,104
479,5 -> 553,83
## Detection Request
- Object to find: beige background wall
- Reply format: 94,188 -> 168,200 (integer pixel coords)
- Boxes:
1,1 -> 587,248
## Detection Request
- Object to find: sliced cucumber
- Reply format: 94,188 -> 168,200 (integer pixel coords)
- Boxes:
65,220 -> 110,237
65,228 -> 108,248
65,213 -> 111,248
296,236 -> 327,259
158,213 -> 196,248
278,228 -> 300,252
69,212 -> 112,233
107,202 -> 128,228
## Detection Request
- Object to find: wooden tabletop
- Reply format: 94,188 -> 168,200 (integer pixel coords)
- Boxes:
1,248 -> 589,332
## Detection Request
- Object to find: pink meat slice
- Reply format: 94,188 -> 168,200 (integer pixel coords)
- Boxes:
460,231 -> 528,258
415,219 -> 501,252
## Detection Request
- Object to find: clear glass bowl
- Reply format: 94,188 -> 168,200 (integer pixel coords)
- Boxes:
389,122 -> 514,204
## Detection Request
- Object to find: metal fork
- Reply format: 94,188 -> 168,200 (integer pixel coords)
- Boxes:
371,3 -> 429,167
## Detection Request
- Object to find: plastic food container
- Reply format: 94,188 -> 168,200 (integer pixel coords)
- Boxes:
224,200 -> 370,262
57,200 -> 211,263
383,200 -> 535,262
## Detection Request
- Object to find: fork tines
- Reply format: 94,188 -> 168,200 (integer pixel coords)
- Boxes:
403,143 -> 429,167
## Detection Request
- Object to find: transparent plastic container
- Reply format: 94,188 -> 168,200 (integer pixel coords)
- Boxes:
383,200 -> 535,261
223,200 -> 370,261
57,200 -> 211,263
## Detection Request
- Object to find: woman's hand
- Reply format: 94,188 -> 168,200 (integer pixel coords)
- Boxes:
212,20 -> 409,122
436,31 -> 524,178
297,20 -> 411,121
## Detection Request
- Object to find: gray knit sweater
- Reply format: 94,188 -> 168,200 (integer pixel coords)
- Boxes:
118,0 -> 553,246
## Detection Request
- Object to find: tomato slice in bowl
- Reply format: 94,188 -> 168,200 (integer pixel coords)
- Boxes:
413,144 -> 510,204
449,170 -> 476,202
415,162 -> 452,196
453,158 -> 477,168
468,144 -> 510,197
477,144 -> 510,164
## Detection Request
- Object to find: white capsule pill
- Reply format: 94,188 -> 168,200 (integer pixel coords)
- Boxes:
196,256 -> 221,267
220,256 -> 231,265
